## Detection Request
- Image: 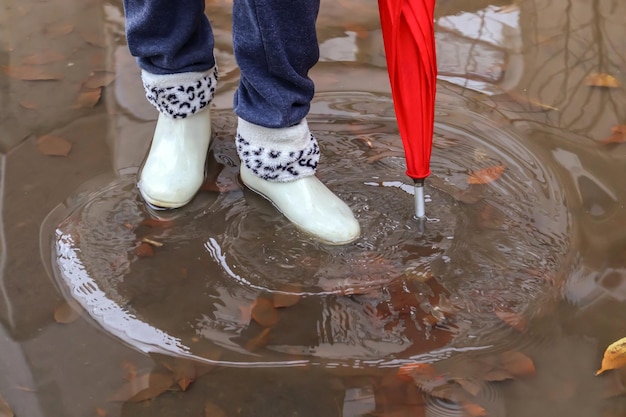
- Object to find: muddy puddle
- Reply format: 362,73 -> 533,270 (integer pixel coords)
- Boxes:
2,0 -> 626,416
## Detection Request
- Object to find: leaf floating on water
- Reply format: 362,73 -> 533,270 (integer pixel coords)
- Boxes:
44,22 -> 75,37
273,285 -> 302,308
204,402 -> 227,417
463,402 -> 487,417
83,71 -> 116,89
122,360 -> 138,381
2,65 -> 62,81
397,363 -> 436,382
109,372 -> 174,402
483,368 -> 514,382
499,351 -> 535,377
135,242 -> 154,258
467,165 -> 505,185
600,125 -> 626,145
95,407 -> 108,417
73,88 -> 102,109
54,302 -> 80,324
245,327 -> 272,352
22,51 -> 66,65
597,337 -> 626,375
251,297 -> 279,327
37,135 -> 72,157
0,394 -> 14,417
585,73 -> 621,88
160,358 -> 197,391
495,310 -> 527,332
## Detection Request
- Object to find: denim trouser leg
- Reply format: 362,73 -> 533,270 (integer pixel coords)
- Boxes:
123,0 -> 215,74
232,0 -> 320,129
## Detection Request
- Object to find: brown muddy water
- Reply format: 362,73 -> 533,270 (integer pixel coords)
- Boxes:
2,0 -> 626,416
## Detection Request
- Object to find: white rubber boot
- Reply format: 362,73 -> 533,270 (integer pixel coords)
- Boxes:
138,67 -> 218,208
236,118 -> 360,244
138,110 -> 211,208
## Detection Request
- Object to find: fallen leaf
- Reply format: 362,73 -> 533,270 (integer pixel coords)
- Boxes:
161,358 -> 196,391
37,135 -> 72,157
0,394 -> 14,417
397,363 -> 436,382
245,327 -> 271,352
483,368 -> 514,382
597,337 -> 626,375
495,310 -> 527,332
109,372 -> 174,402
204,402 -> 226,417
95,407 -> 107,417
273,285 -> 301,308
122,361 -> 138,381
54,302 -> 80,324
19,101 -> 38,110
135,242 -> 154,258
83,71 -> 116,89
499,351 -> 535,377
600,125 -> 626,145
22,51 -> 66,65
455,378 -> 483,396
73,88 -> 102,109
44,22 -> 74,37
463,402 -> 487,417
586,73 -> 621,88
467,165 -> 505,185
251,297 -> 279,327
2,66 -> 62,81
141,218 -> 175,228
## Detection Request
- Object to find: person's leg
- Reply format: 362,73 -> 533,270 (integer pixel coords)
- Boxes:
123,0 -> 218,208
231,0 -> 360,244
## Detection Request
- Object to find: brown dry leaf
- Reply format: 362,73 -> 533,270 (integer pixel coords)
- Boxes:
245,327 -> 271,352
95,407 -> 107,417
22,51 -> 66,65
483,368 -> 514,382
499,351 -> 535,377
161,358 -> 197,391
37,135 -> 72,157
0,394 -> 14,417
251,297 -> 279,327
463,402 -> 487,417
141,218 -> 175,228
273,285 -> 301,308
73,88 -> 102,109
597,337 -> 626,375
396,363 -> 436,382
109,372 -> 174,402
600,125 -> 626,145
2,65 -> 62,81
455,378 -> 483,396
495,310 -> 527,332
135,242 -> 154,258
44,22 -> 74,37
122,361 -> 138,381
19,101 -> 38,110
204,402 -> 227,417
467,165 -> 505,185
54,302 -> 80,324
84,71 -> 116,89
586,73 -> 621,88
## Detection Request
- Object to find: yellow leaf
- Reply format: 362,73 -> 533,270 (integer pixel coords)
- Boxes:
53,302 -> 80,323
597,337 -> 626,375
585,73 -> 621,88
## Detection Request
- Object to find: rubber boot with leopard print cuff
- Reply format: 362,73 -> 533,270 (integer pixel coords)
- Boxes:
138,66 -> 218,209
236,117 -> 361,245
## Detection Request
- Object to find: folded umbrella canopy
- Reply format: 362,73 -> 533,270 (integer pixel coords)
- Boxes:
377,0 -> 437,218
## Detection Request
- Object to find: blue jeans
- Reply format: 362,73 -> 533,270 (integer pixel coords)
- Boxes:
123,0 -> 320,128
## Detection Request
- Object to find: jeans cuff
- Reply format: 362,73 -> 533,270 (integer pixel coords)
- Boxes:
141,66 -> 218,119
236,117 -> 320,182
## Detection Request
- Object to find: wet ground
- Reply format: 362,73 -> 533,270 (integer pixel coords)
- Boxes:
1,0 -> 626,416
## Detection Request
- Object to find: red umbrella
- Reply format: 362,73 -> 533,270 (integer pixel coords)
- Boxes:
377,0 -> 437,218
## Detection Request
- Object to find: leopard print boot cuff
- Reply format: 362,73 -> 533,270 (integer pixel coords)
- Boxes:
236,118 -> 320,182
141,66 -> 218,119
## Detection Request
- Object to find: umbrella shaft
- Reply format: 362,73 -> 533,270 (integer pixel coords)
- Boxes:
414,183 -> 425,218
